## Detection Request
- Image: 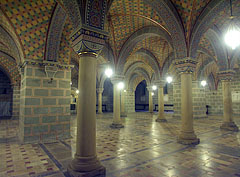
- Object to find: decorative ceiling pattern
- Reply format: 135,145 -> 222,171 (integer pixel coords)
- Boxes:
198,35 -> 216,60
108,0 -> 166,55
0,0 -> 56,59
171,0 -> 211,40
0,56 -> 20,84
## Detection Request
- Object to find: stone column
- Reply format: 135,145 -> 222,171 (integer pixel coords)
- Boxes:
156,81 -> 167,122
175,58 -> 200,145
67,27 -> 106,176
68,53 -> 105,176
121,90 -> 127,117
97,88 -> 104,114
147,87 -> 153,113
110,76 -> 124,128
218,71 -> 239,131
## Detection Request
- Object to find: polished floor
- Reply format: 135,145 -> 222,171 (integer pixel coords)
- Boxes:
0,113 -> 240,177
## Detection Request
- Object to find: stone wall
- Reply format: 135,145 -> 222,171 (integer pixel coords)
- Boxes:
19,62 -> 72,143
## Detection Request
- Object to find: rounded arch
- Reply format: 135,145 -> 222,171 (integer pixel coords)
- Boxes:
189,0 -> 227,58
135,48 -> 161,80
45,3 -> 67,62
124,61 -> 151,86
116,26 -> 173,74
0,9 -> 24,64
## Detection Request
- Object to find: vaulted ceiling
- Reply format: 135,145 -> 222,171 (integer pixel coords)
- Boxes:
0,0 -> 239,88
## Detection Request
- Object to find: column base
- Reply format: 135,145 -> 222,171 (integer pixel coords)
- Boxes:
177,131 -> 200,145
220,122 -> 239,132
97,112 -> 103,114
67,155 -> 106,177
110,123 -> 124,129
155,118 -> 167,122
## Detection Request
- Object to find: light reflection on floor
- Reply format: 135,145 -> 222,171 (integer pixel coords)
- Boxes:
0,113 -> 240,177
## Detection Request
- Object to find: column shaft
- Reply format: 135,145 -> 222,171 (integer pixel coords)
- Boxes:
149,91 -> 153,113
177,73 -> 199,145
98,92 -> 102,114
121,91 -> 127,117
68,54 -> 105,175
156,86 -> 167,122
110,83 -> 124,128
220,80 -> 239,131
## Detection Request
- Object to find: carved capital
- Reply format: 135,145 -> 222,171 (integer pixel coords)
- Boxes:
154,80 -> 165,88
70,26 -> 107,56
110,75 -> 124,85
218,70 -> 235,81
97,87 -> 104,93
175,57 -> 197,74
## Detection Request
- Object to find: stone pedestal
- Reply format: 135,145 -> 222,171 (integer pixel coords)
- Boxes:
68,53 -> 105,176
110,76 -> 124,128
97,88 -> 104,114
156,83 -> 167,122
177,73 -> 199,145
220,79 -> 239,131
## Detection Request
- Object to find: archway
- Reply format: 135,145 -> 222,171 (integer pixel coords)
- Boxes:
102,79 -> 113,112
135,80 -> 149,112
0,69 -> 13,119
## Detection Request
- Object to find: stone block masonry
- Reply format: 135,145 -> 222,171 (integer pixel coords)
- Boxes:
19,61 -> 72,143
125,90 -> 135,113
173,81 -> 207,119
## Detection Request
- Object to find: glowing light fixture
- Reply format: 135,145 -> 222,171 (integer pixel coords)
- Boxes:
124,89 -> 127,92
224,0 -> 240,50
151,92 -> 154,96
166,76 -> 173,83
105,68 -> 113,78
70,81 -> 72,85
117,82 -> 124,90
201,80 -> 207,87
152,85 -> 157,90
76,90 -> 79,94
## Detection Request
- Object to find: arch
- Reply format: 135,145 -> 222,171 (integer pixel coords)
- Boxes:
0,9 -> 24,64
124,61 -> 151,85
205,28 -> 227,71
190,0 -> 227,58
45,3 -> 67,62
116,26 -> 173,74
134,68 -> 151,86
0,24 -> 22,64
135,48 -> 161,80
161,51 -> 175,78
99,42 -> 116,68
197,60 -> 216,81
61,0 -> 82,29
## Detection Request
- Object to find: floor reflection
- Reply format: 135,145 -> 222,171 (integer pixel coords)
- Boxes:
0,113 -> 240,176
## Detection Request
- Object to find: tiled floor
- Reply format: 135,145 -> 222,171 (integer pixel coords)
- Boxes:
1,113 -> 240,177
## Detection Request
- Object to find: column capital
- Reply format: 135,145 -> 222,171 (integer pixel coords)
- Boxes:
97,87 -> 104,93
174,57 -> 197,74
70,26 -> 108,56
218,70 -> 235,81
146,86 -> 153,92
110,75 -> 124,85
154,80 -> 165,88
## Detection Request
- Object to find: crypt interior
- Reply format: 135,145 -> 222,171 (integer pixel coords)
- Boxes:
1,0 -> 240,176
